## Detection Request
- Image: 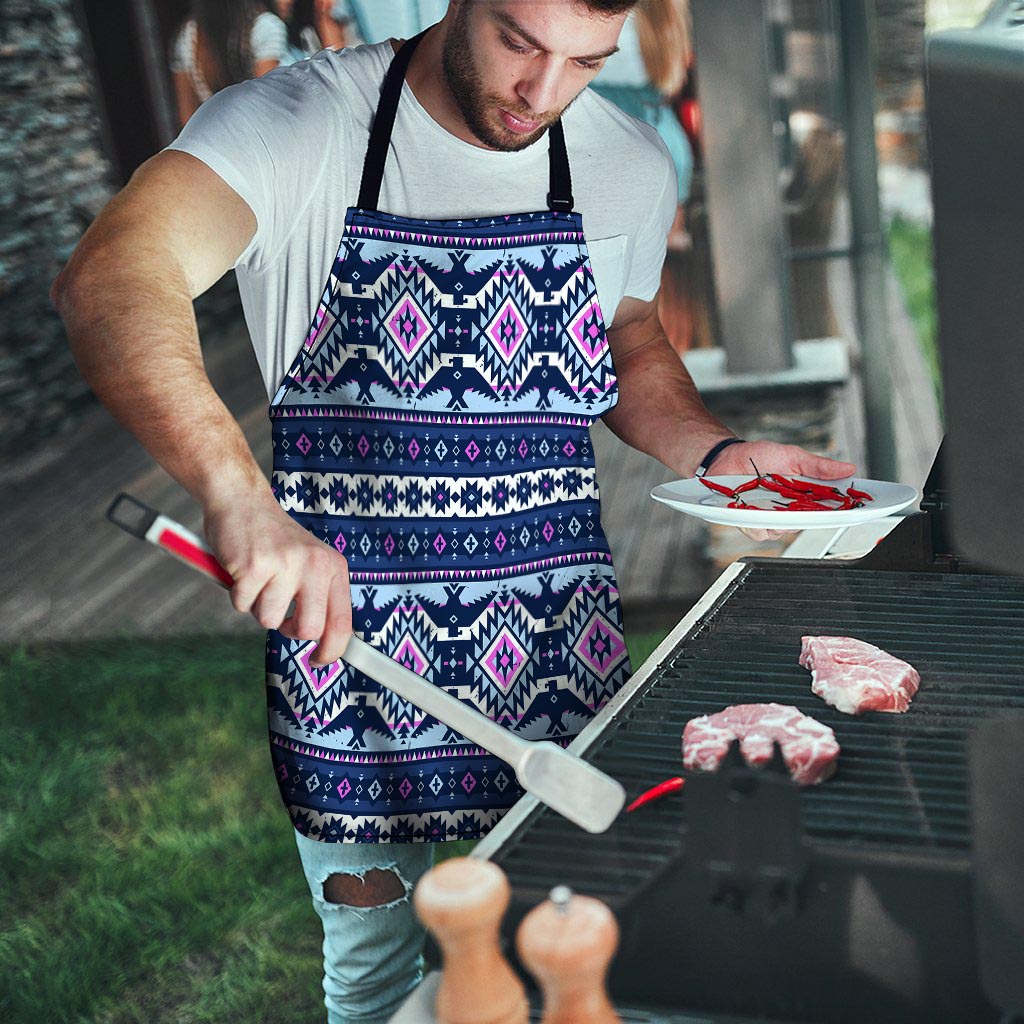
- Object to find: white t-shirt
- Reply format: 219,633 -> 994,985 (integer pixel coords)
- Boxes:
168,40 -> 677,398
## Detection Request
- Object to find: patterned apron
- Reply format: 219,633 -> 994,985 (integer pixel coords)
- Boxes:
266,31 -> 632,843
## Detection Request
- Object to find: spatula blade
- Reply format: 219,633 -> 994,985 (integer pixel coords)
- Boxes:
516,741 -> 626,834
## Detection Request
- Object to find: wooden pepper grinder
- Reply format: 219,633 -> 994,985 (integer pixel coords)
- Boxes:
516,885 -> 621,1024
413,856 -> 528,1024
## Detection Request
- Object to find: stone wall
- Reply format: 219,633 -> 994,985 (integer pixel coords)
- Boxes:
0,0 -> 115,460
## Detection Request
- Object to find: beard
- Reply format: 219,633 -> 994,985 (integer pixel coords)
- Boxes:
441,3 -> 560,151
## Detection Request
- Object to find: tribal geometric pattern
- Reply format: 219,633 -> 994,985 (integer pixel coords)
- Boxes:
267,208 -> 631,843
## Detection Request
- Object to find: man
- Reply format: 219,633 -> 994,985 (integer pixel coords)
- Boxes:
52,2 -> 855,1020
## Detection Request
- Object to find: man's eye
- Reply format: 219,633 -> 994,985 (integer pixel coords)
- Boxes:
501,34 -> 531,54
576,59 -> 601,71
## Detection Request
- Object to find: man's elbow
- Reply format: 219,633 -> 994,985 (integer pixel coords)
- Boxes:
51,244 -> 110,324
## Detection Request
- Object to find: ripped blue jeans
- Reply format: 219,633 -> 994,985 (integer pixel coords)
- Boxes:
294,830 -> 436,1024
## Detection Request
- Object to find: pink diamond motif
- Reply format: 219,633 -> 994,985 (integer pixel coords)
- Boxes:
486,296 -> 528,362
296,433 -> 312,456
385,293 -> 431,359
297,641 -> 345,696
384,534 -> 396,556
337,778 -> 352,798
433,533 -> 447,554
466,440 -> 480,462
394,634 -> 428,676
482,627 -> 528,692
563,440 -> 577,457
573,613 -> 627,677
494,531 -> 507,553
399,778 -> 413,799
570,301 -> 608,364
518,438 -> 529,458
408,438 -> 421,460
357,435 -> 371,458
333,532 -> 347,554
542,521 -> 555,542
461,772 -> 477,793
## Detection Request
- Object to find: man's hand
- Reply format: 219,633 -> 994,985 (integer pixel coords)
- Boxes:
708,440 -> 857,542
204,494 -> 353,665
709,439 -> 855,482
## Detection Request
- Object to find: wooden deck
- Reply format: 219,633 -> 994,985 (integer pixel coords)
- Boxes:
2,242 -> 940,644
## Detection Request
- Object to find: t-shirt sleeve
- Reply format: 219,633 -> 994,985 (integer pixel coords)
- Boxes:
251,12 -> 288,62
165,65 -> 340,273
623,133 -> 678,302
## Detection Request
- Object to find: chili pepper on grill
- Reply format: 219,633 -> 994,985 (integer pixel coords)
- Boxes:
625,776 -> 685,813
698,477 -> 738,498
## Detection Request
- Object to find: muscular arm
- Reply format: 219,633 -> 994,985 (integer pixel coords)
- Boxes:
51,151 -> 351,661
603,293 -> 856,481
602,295 -> 733,477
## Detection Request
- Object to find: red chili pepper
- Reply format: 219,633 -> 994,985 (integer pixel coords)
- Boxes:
761,479 -> 822,502
847,486 -> 873,501
768,473 -> 816,494
699,477 -> 737,498
734,478 -> 762,494
626,776 -> 685,813
771,473 -> 844,499
777,498 -> 835,511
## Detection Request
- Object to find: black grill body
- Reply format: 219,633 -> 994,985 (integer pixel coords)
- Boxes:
489,553 -> 1024,1023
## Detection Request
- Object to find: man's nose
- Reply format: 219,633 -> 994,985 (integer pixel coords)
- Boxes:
516,62 -> 562,117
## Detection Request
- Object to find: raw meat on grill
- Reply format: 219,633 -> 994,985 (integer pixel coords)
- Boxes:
682,703 -> 840,785
799,635 -> 920,716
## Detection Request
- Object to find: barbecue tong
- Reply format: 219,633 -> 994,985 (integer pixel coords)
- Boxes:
107,493 -> 626,834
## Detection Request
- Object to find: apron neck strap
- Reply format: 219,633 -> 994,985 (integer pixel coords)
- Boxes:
357,30 -> 575,215
546,119 -> 574,213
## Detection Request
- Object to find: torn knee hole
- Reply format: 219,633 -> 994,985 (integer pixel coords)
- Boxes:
322,868 -> 406,908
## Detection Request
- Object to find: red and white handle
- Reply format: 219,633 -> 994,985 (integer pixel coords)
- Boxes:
107,493 -> 234,588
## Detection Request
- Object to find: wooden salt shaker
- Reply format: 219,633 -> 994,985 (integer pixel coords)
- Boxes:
517,885 -> 621,1024
413,857 -> 528,1024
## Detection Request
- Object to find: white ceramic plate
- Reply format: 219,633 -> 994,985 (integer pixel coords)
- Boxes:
650,476 -> 920,530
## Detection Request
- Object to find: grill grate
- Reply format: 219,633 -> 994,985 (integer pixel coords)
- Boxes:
494,563 -> 1024,903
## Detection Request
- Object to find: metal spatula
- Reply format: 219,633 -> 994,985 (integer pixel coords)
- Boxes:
107,493 -> 626,834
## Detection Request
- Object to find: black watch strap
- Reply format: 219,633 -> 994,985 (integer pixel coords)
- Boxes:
695,437 -> 745,478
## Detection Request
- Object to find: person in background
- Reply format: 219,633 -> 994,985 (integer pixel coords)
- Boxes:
276,0 -> 351,63
171,1 -> 289,127
592,0 -> 693,243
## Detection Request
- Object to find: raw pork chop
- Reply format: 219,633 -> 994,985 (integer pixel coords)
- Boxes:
682,703 -> 840,786
799,636 -> 920,716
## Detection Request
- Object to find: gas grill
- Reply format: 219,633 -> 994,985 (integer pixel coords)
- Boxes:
475,481 -> 1024,1022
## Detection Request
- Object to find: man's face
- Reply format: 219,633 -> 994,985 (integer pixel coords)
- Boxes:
442,1 -> 627,151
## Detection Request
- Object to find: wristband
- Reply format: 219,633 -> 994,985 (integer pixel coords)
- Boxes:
694,437 -> 745,478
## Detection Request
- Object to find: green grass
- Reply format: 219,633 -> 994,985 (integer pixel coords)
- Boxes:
887,215 -> 942,405
0,637 -> 321,1024
1,630 -> 666,1022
